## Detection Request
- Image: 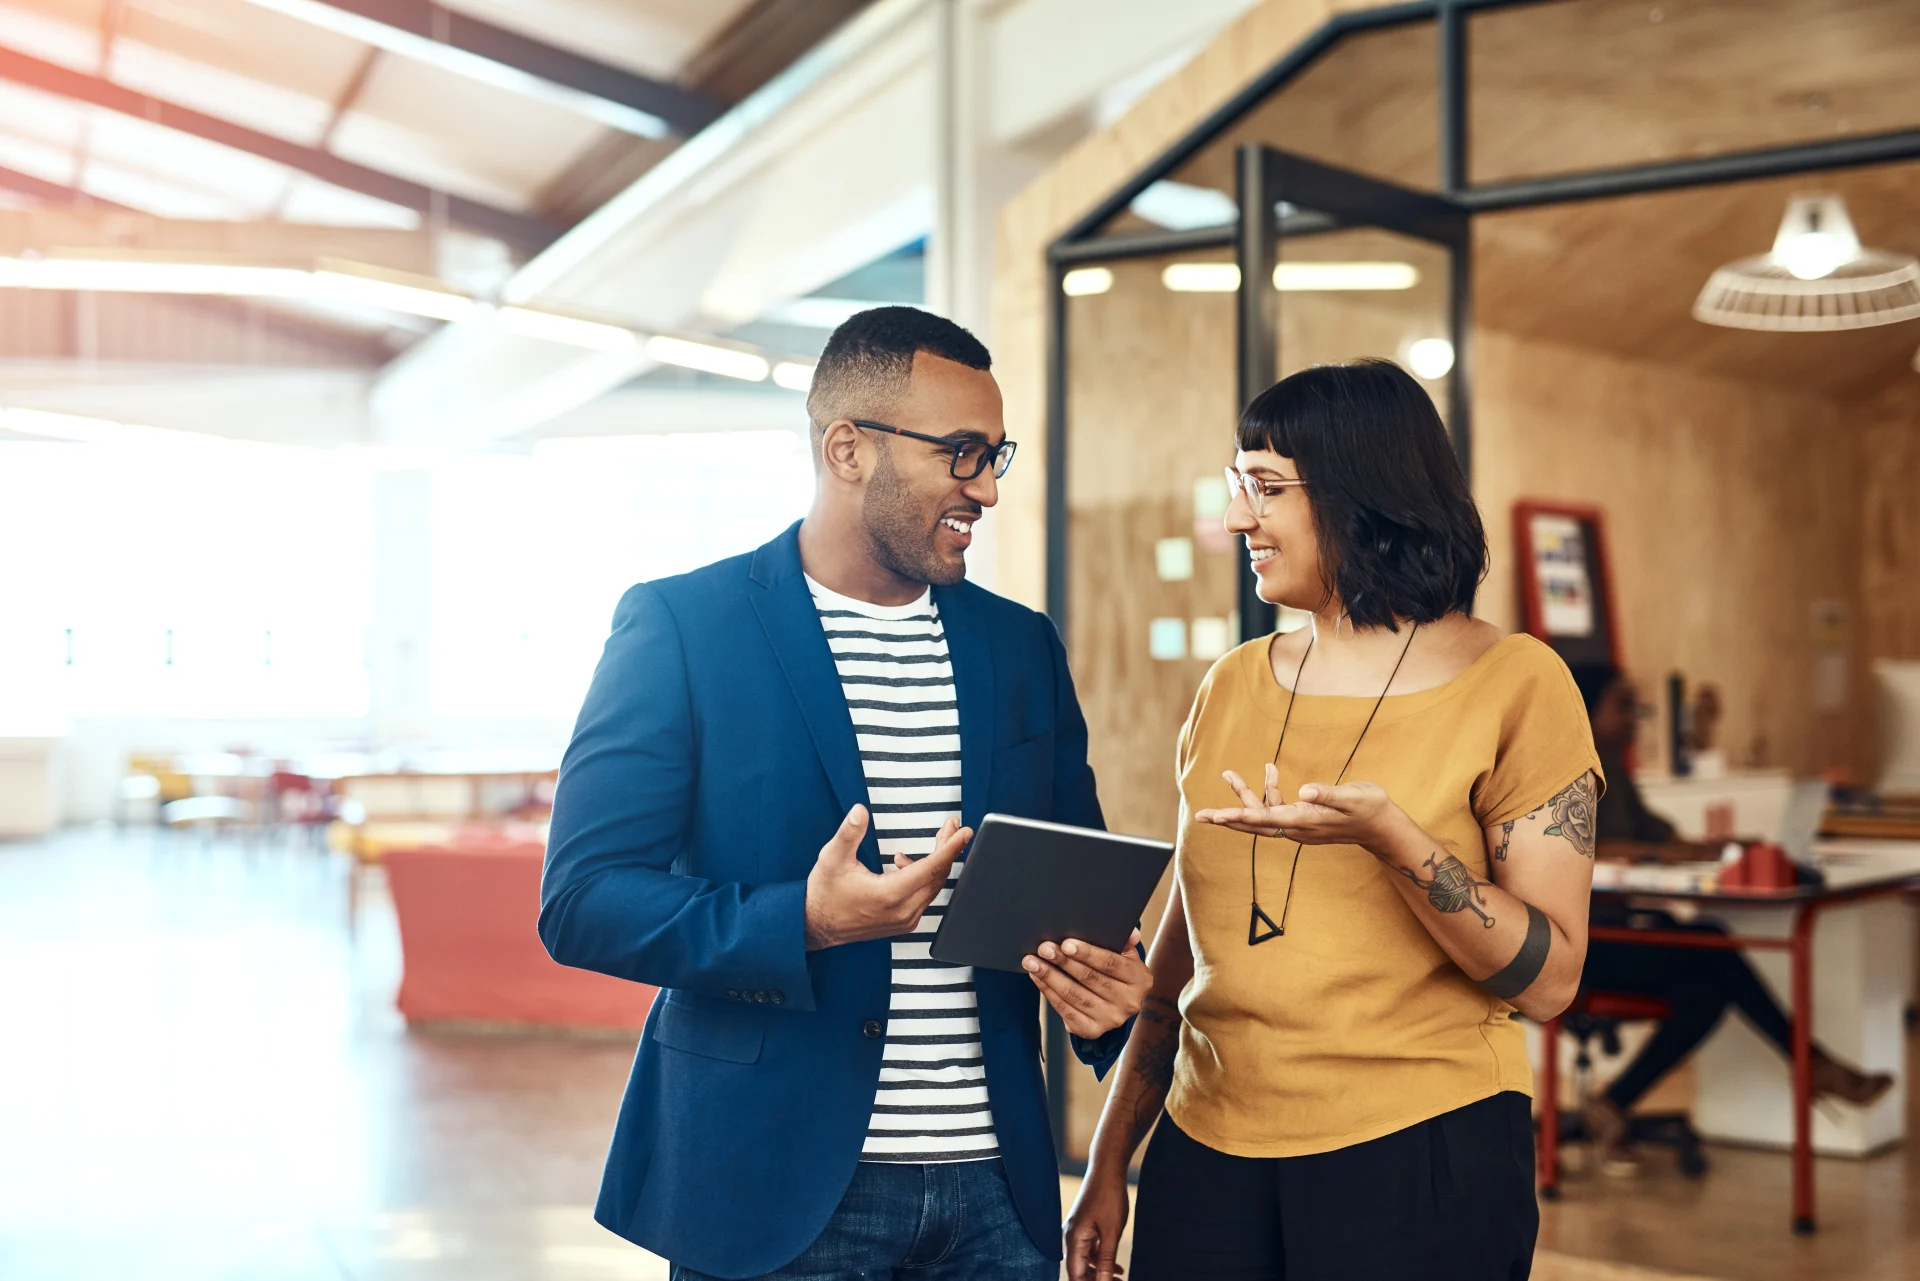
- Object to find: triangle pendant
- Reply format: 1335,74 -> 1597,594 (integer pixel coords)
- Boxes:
1248,901 -> 1283,945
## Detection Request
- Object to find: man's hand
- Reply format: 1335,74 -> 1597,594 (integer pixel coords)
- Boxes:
803,806 -> 970,950
1023,928 -> 1150,1038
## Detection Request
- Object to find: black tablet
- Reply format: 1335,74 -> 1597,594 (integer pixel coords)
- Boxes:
930,814 -> 1173,973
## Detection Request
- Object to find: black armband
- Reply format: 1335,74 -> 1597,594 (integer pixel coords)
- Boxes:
1480,903 -> 1550,1001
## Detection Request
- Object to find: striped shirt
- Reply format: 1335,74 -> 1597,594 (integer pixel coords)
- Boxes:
806,575 -> 998,1164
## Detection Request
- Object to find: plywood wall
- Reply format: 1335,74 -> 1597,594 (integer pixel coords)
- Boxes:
1861,385 -> 1920,665
1474,327 -> 1872,780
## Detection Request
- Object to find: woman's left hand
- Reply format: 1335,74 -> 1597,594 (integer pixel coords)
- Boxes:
1193,767 -> 1414,856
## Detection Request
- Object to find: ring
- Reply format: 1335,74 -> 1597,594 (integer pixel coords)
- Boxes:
1269,826 -> 1285,840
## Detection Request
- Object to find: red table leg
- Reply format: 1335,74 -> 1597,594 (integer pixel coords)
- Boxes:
1539,1013 -> 1562,1199
1790,903 -> 1818,1235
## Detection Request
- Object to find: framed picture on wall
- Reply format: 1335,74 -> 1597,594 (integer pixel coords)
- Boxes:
1513,501 -> 1620,668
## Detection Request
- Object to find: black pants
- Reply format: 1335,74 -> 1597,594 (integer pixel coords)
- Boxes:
1581,918 -> 1794,1110
1129,1093 -> 1538,1281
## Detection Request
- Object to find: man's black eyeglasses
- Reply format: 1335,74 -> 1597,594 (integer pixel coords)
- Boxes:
851,420 -> 1017,481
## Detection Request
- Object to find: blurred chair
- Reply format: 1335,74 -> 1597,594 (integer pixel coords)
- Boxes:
269,769 -> 335,849
1537,990 -> 1708,1198
160,795 -> 249,846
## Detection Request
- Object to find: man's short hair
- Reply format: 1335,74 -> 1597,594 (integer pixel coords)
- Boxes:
806,306 -> 991,445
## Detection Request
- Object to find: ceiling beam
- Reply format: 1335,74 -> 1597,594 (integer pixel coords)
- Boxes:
245,0 -> 725,138
0,162 -> 136,211
0,44 -> 561,250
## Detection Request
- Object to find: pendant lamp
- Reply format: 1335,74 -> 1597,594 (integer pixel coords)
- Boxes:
1693,195 -> 1920,331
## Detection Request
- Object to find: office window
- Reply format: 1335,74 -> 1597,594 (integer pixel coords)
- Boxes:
0,442 -> 374,727
428,431 -> 814,721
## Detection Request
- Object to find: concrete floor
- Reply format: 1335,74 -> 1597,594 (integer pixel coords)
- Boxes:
2,825 -> 1915,1280
0,827 -> 661,1281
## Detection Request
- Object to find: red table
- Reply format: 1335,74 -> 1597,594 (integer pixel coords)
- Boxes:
1538,870 -> 1920,1233
384,829 -> 655,1032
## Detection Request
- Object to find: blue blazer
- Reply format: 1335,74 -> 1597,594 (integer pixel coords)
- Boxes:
540,522 -> 1124,1277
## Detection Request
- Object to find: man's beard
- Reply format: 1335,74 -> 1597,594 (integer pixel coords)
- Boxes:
863,445 -> 963,586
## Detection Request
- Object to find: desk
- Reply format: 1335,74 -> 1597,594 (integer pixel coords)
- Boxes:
1539,844 -> 1920,1233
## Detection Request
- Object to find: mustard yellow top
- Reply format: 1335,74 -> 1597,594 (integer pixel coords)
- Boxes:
1164,632 -> 1601,1158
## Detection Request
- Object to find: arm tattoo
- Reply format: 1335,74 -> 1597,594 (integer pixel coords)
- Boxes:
1126,993 -> 1181,1147
1481,903 -> 1552,1000
1494,820 -> 1516,861
1543,773 -> 1598,858
1396,852 -> 1495,928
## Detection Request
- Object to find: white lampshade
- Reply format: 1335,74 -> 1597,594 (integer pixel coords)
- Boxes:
1695,195 -> 1920,332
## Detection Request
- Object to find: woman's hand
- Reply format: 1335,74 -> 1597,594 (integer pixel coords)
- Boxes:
1193,766 -> 1418,859
1064,1160 -> 1131,1281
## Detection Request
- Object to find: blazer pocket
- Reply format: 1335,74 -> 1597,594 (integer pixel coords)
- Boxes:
652,994 -> 766,1064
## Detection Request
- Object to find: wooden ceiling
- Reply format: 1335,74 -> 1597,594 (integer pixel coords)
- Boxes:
1476,161 -> 1920,402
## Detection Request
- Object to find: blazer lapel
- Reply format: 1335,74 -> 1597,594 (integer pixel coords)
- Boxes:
934,584 -> 994,834
748,526 -> 877,867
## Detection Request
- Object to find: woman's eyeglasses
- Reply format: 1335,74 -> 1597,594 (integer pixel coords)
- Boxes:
1224,465 -> 1308,516
852,420 -> 1017,481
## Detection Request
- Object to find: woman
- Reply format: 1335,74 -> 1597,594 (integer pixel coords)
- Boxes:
1572,664 -> 1891,1167
1065,361 -> 1600,1281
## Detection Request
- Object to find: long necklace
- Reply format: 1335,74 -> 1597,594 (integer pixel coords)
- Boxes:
1249,622 -> 1420,945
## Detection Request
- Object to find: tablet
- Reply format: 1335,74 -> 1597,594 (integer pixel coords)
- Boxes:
930,814 -> 1173,973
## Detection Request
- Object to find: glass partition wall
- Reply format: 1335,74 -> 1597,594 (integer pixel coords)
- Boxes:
1042,0 -> 1920,1190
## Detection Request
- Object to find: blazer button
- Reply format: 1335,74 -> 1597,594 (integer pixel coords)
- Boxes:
770,991 -> 786,1006
861,1019 -> 884,1039
725,989 -> 741,1001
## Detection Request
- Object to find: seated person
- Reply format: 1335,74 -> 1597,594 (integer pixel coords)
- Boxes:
1569,664 -> 1892,1169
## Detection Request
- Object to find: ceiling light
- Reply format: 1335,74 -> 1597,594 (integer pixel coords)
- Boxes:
1695,194 -> 1920,331
1772,195 -> 1860,280
646,335 -> 771,382
1162,262 -> 1241,292
771,361 -> 815,392
493,306 -> 638,351
309,265 -> 476,322
0,254 -> 479,322
1274,261 -> 1419,291
2,407 -> 237,449
1062,267 -> 1113,296
1405,338 -> 1455,380
1130,181 -> 1237,231
0,256 -> 309,296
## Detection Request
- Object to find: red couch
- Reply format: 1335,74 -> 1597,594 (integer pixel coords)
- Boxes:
384,828 -> 655,1031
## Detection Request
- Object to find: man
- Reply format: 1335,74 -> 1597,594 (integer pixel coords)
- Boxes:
541,306 -> 1151,1280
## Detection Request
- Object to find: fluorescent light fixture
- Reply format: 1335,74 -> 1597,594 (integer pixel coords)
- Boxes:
1405,337 -> 1455,380
493,305 -> 638,351
239,0 -> 671,138
1062,267 -> 1114,296
2,407 -> 236,449
1274,262 -> 1419,291
1160,261 -> 1422,293
771,361 -> 816,392
0,256 -> 309,296
646,335 -> 771,382
762,297 -> 877,329
309,266 -> 476,321
1130,181 -> 1237,231
0,254 -> 481,322
1162,262 -> 1240,292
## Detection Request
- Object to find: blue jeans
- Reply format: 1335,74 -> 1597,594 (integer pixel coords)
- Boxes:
671,1159 -> 1055,1281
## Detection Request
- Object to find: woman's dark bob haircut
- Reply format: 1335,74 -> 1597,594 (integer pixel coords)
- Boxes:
1236,359 -> 1486,630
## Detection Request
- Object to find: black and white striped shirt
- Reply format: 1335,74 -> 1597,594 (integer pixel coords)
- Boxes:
807,576 -> 997,1164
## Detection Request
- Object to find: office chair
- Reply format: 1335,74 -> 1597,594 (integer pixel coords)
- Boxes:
1556,990 -> 1710,1178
